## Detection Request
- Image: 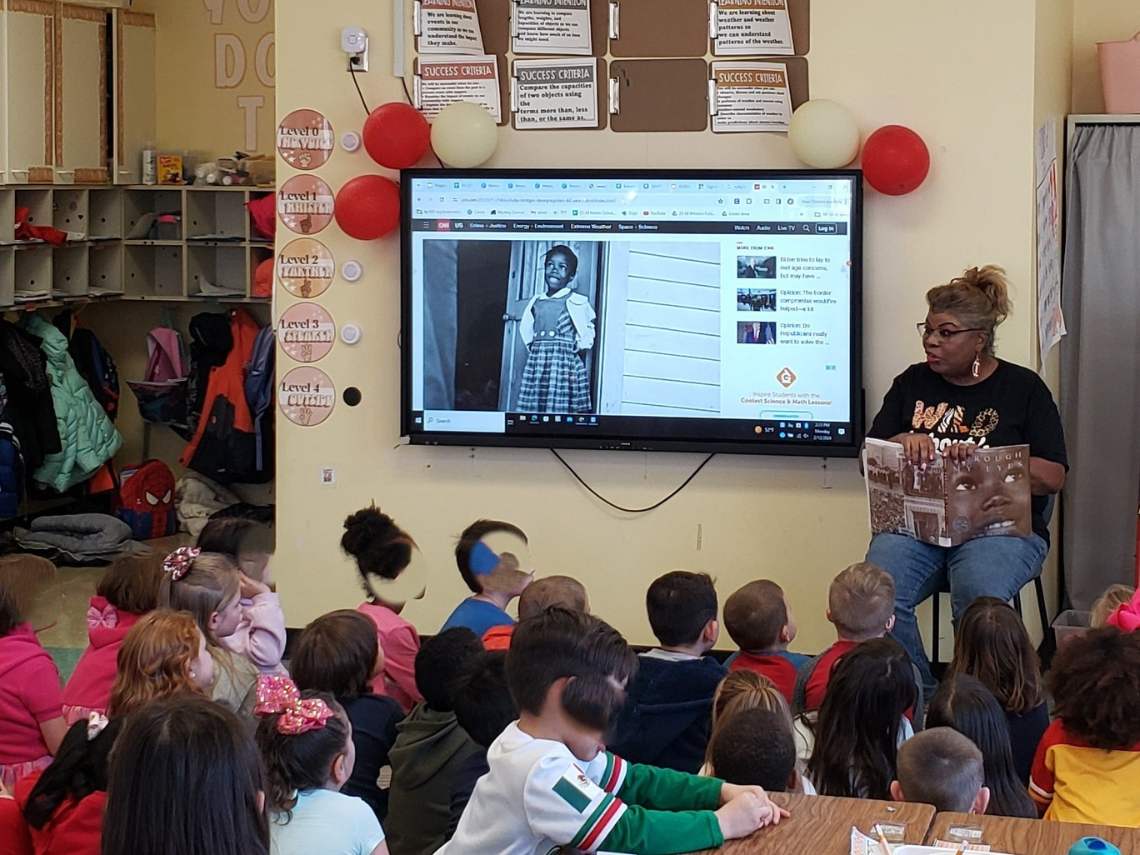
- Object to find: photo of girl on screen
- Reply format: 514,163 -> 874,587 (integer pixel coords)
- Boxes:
516,245 -> 597,414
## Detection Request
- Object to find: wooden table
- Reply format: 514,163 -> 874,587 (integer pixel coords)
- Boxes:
926,812 -> 1140,855
695,792 -> 936,854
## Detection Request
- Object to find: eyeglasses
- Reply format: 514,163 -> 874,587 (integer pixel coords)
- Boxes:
917,323 -> 985,341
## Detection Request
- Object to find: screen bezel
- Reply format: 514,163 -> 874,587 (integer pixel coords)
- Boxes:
400,168 -> 864,458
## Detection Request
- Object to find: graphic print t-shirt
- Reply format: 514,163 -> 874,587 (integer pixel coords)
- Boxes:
867,360 -> 1067,543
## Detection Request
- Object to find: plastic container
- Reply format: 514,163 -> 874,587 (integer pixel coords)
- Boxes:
1053,609 -> 1091,649
1098,32 -> 1140,113
1069,838 -> 1122,855
141,142 -> 157,185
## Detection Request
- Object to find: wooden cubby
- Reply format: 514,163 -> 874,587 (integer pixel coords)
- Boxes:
0,184 -> 273,308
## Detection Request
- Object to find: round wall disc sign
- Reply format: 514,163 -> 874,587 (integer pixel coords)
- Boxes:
279,366 -> 336,427
277,109 -> 335,170
278,175 -> 335,235
277,238 -> 335,298
279,302 -> 336,363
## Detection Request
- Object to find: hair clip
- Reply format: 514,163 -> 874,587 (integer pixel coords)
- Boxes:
163,546 -> 201,581
86,712 -> 109,742
254,675 -> 334,735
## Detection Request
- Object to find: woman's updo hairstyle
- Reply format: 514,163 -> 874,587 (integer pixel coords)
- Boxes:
341,505 -> 414,595
926,265 -> 1012,354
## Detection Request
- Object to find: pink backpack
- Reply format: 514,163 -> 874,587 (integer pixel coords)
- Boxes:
127,327 -> 189,428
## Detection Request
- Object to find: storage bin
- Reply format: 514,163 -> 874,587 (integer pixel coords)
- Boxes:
1098,32 -> 1140,113
1053,609 -> 1091,649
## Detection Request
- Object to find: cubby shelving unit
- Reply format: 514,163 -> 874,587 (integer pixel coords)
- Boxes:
0,185 -> 273,310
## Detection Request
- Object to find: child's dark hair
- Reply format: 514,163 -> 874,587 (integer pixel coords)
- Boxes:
341,506 -> 414,595
806,637 -> 916,799
0,579 -> 21,636
158,551 -> 240,645
645,571 -> 718,648
102,696 -> 268,855
710,707 -> 795,792
453,650 -> 518,748
23,717 -> 124,830
545,245 -> 579,276
896,727 -> 984,813
291,610 -> 378,700
96,551 -> 165,614
724,580 -> 788,652
198,517 -> 273,561
256,690 -> 350,821
948,597 -> 1043,715
507,607 -> 639,732
416,627 -> 484,712
455,519 -> 528,594
1051,626 -> 1140,751
926,674 -> 1036,818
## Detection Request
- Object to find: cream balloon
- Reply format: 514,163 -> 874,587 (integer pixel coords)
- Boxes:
431,102 -> 499,168
787,99 -> 861,169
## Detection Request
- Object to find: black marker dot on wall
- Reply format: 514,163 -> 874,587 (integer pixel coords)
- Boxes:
343,387 -> 362,407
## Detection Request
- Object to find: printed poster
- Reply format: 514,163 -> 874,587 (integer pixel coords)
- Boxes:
280,303 -> 336,364
417,0 -> 486,56
279,366 -> 336,427
278,176 -> 335,236
864,439 -> 1032,547
513,59 -> 598,129
416,55 -> 503,122
277,239 -> 335,299
1035,118 -> 1065,362
276,109 -> 334,171
713,0 -> 795,56
512,0 -> 592,56
711,62 -> 792,133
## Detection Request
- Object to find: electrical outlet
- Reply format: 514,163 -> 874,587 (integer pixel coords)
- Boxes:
349,47 -> 369,73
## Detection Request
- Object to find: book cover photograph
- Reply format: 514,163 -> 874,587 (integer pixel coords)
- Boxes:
864,438 -> 1032,547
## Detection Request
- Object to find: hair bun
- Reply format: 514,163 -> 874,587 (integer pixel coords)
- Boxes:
962,265 -> 1011,323
341,507 -> 398,558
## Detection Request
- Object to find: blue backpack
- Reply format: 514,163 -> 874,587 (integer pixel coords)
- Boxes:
244,325 -> 275,473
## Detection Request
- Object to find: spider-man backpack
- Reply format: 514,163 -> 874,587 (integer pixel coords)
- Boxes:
115,460 -> 178,539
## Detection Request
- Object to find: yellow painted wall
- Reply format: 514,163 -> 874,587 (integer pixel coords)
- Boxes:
135,0 -> 275,157
273,0 -> 1059,651
1072,0 -> 1140,113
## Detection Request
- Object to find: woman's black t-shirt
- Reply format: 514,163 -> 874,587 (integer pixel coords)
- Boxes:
867,360 -> 1068,543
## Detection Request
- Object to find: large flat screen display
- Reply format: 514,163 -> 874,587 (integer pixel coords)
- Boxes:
401,169 -> 863,457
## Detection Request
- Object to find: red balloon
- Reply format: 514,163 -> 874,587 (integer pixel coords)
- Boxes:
335,175 -> 400,240
861,125 -> 930,196
363,103 -> 431,170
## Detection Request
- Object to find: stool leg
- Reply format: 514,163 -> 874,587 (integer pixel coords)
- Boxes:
931,591 -> 941,666
1013,590 -> 1023,617
1035,575 -> 1050,631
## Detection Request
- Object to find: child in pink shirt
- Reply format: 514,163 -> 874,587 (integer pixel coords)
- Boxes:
0,585 -> 67,791
198,518 -> 287,676
342,506 -> 423,713
62,552 -> 165,723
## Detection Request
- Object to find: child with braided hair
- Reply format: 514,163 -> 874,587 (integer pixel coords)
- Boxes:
255,676 -> 388,855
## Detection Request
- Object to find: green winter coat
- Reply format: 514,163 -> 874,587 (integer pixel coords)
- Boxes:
25,315 -> 122,492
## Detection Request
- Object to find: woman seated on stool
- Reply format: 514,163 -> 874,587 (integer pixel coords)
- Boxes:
864,265 -> 1068,697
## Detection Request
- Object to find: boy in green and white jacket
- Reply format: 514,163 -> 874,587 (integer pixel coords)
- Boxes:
437,608 -> 787,855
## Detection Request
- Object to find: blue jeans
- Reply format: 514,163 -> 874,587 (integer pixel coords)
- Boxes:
865,532 -> 1048,697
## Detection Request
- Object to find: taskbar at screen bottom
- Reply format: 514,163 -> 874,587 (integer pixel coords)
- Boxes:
406,411 -> 857,454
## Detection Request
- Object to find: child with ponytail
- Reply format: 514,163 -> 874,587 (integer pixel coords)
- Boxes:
342,506 -> 424,712
159,547 -> 259,720
255,676 -> 388,855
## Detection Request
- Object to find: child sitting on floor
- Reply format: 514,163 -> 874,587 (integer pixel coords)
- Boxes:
438,607 -> 786,855
343,506 -> 424,713
709,708 -> 799,795
291,609 -> 404,822
62,551 -> 164,723
107,609 -> 214,716
256,677 -> 388,855
793,562 -> 898,714
1031,628 -> 1140,825
892,727 -> 989,814
482,575 -> 589,650
1091,583 -> 1135,628
723,580 -> 810,703
610,571 -> 726,773
442,520 -> 533,636
386,628 -> 484,855
197,517 -> 286,675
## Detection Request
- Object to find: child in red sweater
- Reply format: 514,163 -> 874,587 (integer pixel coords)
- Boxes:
723,580 -> 810,703
62,552 -> 164,723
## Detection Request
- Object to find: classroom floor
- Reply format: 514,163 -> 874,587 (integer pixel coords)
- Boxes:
27,534 -> 191,681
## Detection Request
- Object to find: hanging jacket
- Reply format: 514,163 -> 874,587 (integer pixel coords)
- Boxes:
24,315 -> 122,492
184,312 -> 233,438
0,321 -> 60,472
180,308 -> 267,484
0,420 -> 22,520
52,311 -> 120,422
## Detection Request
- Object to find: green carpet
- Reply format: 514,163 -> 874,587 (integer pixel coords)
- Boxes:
45,647 -> 85,684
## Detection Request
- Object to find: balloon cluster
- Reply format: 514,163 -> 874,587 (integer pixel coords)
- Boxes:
787,99 -> 930,196
335,101 -> 500,240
